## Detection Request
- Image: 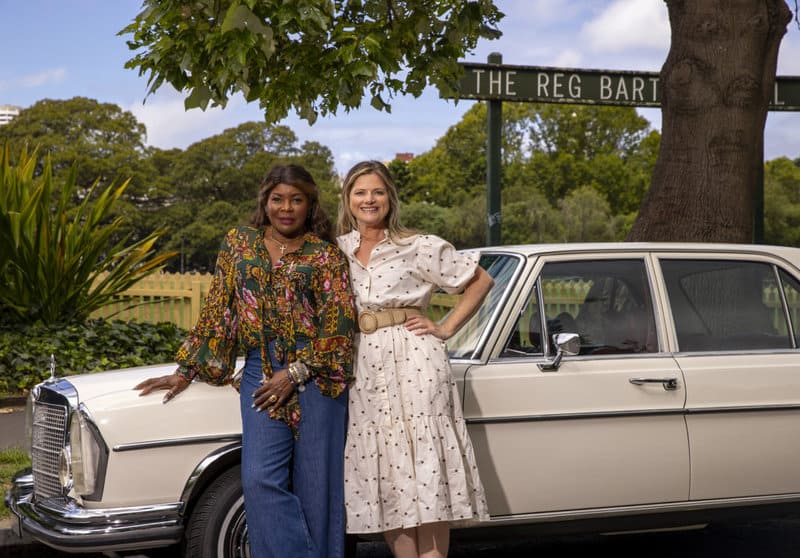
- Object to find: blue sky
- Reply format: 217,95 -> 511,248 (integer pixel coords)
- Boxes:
2,0 -> 800,174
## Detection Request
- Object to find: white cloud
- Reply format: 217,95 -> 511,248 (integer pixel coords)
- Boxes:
125,89 -> 263,149
583,0 -> 669,53
0,68 -> 67,91
552,48 -> 584,68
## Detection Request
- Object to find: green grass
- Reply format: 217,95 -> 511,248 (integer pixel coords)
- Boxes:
0,447 -> 30,521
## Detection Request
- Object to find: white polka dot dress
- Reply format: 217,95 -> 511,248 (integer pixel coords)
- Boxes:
337,230 -> 489,534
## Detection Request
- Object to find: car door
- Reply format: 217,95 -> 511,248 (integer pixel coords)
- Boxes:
656,253 -> 800,500
461,253 -> 689,517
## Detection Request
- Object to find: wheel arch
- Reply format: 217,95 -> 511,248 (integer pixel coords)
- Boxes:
180,442 -> 242,521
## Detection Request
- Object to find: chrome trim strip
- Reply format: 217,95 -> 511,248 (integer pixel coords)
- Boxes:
674,348 -> 799,356
36,497 -> 183,525
466,408 -> 686,424
114,433 -> 242,452
466,403 -> 800,425
685,403 -> 800,415
483,492 -> 800,526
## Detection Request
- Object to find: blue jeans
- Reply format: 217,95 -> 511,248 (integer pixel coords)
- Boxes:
240,344 -> 348,558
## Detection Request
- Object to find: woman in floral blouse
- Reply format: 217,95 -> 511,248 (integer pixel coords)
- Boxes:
136,164 -> 356,558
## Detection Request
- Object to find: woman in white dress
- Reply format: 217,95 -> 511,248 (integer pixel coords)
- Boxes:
336,161 -> 494,558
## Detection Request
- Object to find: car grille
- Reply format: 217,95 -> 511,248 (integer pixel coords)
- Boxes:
31,399 -> 69,499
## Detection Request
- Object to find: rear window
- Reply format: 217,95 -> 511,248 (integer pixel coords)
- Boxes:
661,259 -> 793,352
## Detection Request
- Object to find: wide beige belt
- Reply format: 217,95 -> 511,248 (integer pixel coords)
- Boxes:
358,307 -> 422,334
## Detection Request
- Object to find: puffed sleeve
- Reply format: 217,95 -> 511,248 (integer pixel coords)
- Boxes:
174,229 -> 241,385
415,235 -> 480,294
296,244 -> 356,395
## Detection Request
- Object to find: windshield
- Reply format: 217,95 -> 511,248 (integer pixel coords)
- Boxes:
438,253 -> 522,359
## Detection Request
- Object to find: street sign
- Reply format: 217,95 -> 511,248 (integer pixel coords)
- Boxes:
446,62 -> 800,111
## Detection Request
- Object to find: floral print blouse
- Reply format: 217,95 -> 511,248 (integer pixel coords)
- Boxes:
175,225 -> 356,432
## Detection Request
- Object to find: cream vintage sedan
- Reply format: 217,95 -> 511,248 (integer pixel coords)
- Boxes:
7,242 -> 800,556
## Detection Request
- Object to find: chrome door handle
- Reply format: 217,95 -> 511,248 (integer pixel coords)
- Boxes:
629,377 -> 679,390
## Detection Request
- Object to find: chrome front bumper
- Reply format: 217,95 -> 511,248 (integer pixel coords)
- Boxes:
5,469 -> 185,553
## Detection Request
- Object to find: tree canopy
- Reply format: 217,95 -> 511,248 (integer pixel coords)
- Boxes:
0,97 -> 149,191
399,102 -> 658,246
121,0 -> 503,123
153,121 -> 340,271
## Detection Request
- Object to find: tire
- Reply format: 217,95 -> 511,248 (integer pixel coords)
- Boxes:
184,465 -> 250,558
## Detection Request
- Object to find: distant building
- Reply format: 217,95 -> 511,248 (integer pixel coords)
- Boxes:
394,152 -> 414,163
0,104 -> 21,126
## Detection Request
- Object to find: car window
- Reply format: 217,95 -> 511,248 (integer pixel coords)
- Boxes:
446,253 -> 522,359
501,284 -> 543,356
661,259 -> 793,352
502,259 -> 657,357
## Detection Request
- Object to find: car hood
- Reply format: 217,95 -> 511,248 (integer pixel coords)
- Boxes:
44,362 -> 243,448
63,362 -> 180,405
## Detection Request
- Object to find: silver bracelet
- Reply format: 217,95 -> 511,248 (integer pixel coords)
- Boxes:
288,361 -> 309,391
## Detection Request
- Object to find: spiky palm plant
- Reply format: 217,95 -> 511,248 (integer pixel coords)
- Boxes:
0,145 -> 177,324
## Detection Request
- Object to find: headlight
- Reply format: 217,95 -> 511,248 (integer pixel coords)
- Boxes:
59,446 -> 74,491
66,405 -> 108,499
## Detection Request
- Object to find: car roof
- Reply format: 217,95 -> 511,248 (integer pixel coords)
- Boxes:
474,242 -> 800,261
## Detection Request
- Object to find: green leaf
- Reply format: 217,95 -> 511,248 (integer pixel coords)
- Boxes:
185,85 -> 213,110
370,94 -> 387,111
351,61 -> 375,78
221,4 -> 269,36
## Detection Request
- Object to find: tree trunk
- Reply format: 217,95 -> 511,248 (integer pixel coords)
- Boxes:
627,0 -> 791,242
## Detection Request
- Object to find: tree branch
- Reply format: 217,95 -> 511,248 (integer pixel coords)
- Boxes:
794,0 -> 799,29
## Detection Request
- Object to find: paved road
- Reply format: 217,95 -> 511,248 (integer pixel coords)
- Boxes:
4,518 -> 800,558
0,403 -> 25,450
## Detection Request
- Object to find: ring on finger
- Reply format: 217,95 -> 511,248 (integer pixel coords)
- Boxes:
267,394 -> 278,404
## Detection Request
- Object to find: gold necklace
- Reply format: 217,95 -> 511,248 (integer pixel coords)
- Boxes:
269,230 -> 300,255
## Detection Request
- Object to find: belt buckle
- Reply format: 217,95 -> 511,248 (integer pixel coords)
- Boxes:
359,310 -> 378,334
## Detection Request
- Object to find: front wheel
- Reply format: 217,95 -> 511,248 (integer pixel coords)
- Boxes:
184,465 -> 250,558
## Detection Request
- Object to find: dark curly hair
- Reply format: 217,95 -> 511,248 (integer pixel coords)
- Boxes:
250,164 -> 333,242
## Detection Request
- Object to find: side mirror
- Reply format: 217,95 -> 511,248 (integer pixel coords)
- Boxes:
538,332 -> 580,371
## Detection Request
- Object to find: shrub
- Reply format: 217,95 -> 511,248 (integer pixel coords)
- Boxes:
0,319 -> 186,393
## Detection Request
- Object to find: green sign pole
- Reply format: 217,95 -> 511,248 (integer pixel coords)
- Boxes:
487,53 -> 502,246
